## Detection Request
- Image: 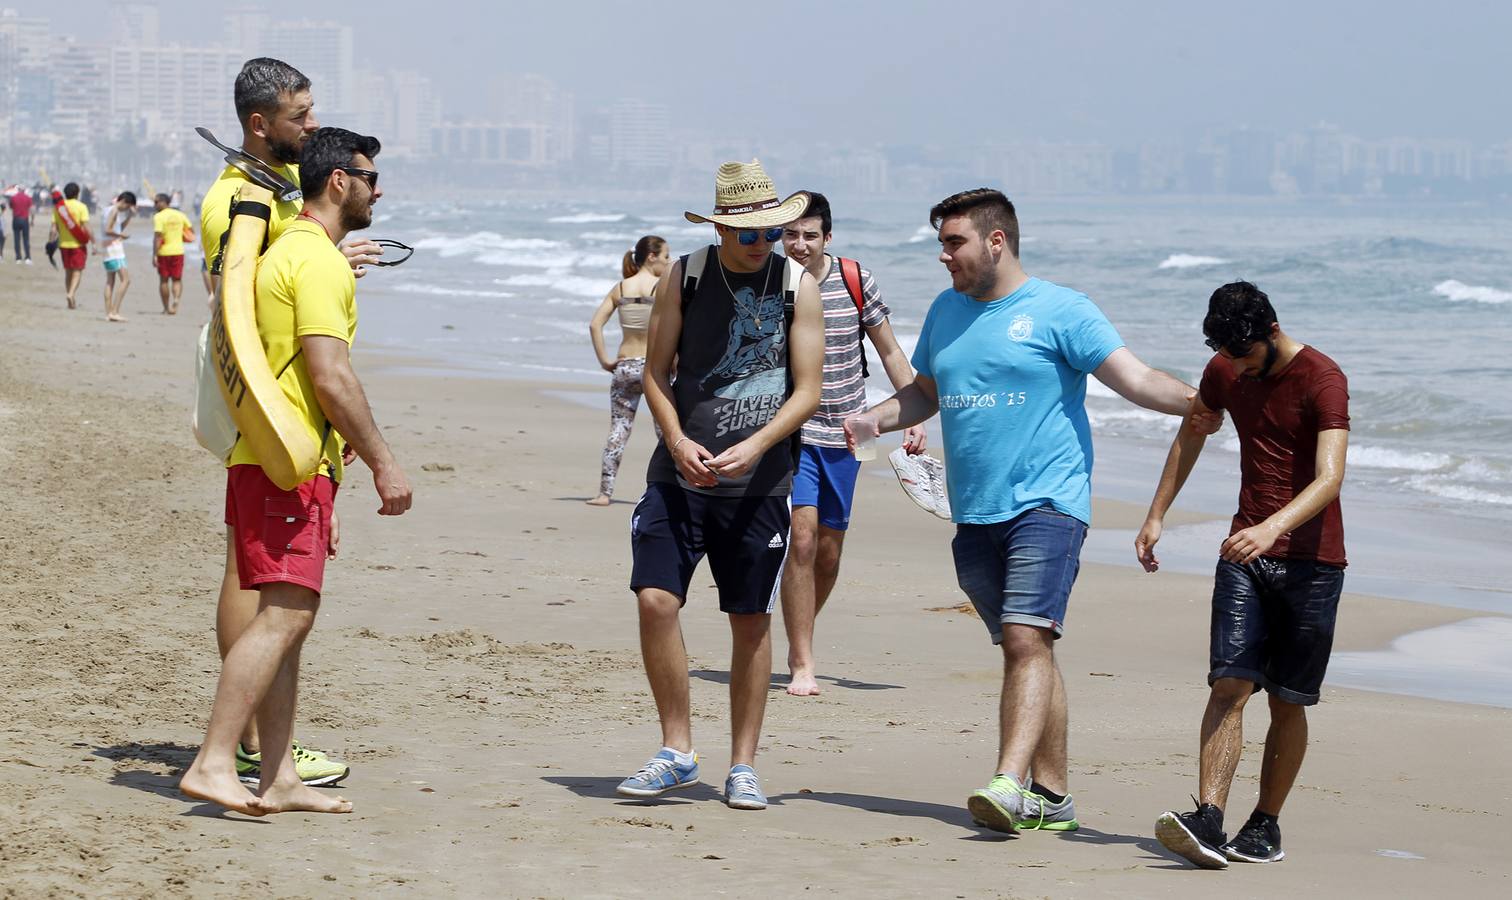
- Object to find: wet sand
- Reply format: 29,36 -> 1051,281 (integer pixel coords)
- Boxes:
3,257 -> 1510,897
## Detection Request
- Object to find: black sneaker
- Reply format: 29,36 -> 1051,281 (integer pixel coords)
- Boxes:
1223,812 -> 1284,863
1155,799 -> 1229,869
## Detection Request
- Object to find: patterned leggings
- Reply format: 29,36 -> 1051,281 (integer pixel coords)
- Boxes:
599,358 -> 647,498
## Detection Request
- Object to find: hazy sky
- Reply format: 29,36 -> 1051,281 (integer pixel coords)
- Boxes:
14,0 -> 1512,144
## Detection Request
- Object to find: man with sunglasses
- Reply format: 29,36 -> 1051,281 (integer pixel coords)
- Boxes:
1137,281 -> 1349,869
619,160 -> 823,811
181,127 -> 412,816
196,57 -> 384,791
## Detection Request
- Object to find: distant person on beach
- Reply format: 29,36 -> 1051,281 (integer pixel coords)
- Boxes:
777,191 -> 926,697
179,127 -> 410,817
846,188 -> 1215,834
586,234 -> 669,506
101,192 -> 137,322
196,57 -> 381,791
1139,281 -> 1349,869
152,192 -> 192,314
48,182 -> 92,308
618,160 -> 822,811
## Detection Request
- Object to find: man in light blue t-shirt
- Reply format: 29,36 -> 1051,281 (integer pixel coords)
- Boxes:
848,188 -> 1212,835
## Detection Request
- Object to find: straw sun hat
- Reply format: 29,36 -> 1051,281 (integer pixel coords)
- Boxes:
684,159 -> 810,228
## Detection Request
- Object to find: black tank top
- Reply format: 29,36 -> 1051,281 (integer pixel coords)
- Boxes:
646,249 -> 796,497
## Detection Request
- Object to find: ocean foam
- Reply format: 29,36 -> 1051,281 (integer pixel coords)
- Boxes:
1158,254 -> 1230,270
547,212 -> 626,224
579,231 -> 637,243
415,233 -> 564,259
906,225 -> 935,244
392,283 -> 517,299
1347,445 -> 1452,472
1431,279 -> 1512,305
1405,476 -> 1512,506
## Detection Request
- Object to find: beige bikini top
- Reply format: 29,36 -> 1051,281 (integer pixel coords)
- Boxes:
617,295 -> 653,333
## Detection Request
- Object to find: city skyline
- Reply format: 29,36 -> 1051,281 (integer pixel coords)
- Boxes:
3,2 -> 1512,200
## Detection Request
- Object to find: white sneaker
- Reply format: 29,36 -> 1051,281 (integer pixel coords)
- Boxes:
889,448 -> 951,520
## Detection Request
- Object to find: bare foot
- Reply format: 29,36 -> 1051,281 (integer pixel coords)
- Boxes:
786,670 -> 822,696
585,494 -> 611,507
254,782 -> 353,815
179,765 -> 267,816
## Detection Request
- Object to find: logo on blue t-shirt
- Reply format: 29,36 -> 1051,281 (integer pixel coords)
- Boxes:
1008,314 -> 1034,342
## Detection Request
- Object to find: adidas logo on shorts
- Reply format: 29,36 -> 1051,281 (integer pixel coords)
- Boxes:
768,532 -> 784,549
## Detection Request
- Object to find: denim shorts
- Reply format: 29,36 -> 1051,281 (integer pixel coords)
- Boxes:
951,506 -> 1088,642
790,444 -> 862,531
1210,556 -> 1345,706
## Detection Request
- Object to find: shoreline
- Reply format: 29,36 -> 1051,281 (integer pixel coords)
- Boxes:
4,262 -> 1510,896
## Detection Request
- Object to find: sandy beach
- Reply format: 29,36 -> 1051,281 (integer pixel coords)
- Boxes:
3,251 -> 1510,898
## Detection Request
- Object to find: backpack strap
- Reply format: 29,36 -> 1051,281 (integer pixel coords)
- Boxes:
837,256 -> 871,378
680,244 -> 713,311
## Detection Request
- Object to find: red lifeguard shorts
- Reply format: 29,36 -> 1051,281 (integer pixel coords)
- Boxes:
224,464 -> 337,594
156,254 -> 185,279
61,247 -> 87,270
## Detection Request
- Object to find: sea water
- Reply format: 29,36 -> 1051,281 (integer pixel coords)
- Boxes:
355,194 -> 1512,700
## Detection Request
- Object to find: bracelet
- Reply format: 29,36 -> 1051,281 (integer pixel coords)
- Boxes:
672,436 -> 690,453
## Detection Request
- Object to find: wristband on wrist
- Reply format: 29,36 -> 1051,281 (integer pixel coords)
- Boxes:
672,436 -> 690,453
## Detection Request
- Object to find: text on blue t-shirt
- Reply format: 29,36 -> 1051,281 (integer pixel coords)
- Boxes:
910,277 -> 1124,525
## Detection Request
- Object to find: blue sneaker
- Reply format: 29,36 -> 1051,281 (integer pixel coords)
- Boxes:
616,749 -> 699,798
724,764 -> 767,810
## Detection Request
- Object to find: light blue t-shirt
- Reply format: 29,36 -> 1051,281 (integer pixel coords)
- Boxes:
911,277 -> 1124,525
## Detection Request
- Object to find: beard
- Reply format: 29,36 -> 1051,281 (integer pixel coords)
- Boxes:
964,244 -> 999,299
1256,339 -> 1280,378
267,134 -> 303,166
339,189 -> 373,232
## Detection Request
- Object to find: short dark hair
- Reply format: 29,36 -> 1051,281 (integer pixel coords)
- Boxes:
154,192 -> 169,205
300,127 -> 381,200
63,182 -> 79,200
118,191 -> 137,206
930,188 -> 1019,257
1203,281 -> 1278,352
234,57 -> 311,125
794,190 -> 832,236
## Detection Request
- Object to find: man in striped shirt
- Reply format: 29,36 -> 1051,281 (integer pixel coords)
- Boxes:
779,192 -> 927,696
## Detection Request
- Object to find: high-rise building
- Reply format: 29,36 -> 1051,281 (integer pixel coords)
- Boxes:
50,39 -> 109,149
352,68 -> 440,158
221,8 -> 270,58
108,3 -> 160,47
261,21 -> 353,121
108,44 -> 241,143
485,74 -> 575,165
610,98 -> 669,173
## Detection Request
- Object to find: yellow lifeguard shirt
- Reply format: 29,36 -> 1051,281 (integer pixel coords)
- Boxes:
54,199 -> 90,249
200,162 -> 302,272
227,218 -> 356,484
153,207 -> 192,256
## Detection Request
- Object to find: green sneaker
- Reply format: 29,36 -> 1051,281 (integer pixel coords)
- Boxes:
967,773 -> 1029,834
1017,787 -> 1080,831
235,742 -> 350,787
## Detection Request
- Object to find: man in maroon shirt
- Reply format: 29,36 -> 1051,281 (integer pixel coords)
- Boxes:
1134,281 -> 1349,870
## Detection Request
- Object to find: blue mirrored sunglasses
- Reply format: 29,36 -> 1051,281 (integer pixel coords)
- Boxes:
736,226 -> 785,245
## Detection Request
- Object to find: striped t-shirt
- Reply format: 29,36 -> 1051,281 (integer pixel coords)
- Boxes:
801,257 -> 890,447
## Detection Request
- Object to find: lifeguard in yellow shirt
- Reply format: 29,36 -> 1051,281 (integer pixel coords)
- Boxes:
197,57 -> 382,790
152,193 -> 193,314
180,127 -> 411,817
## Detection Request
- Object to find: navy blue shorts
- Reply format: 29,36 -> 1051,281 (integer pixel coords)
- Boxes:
790,444 -> 862,531
1210,556 -> 1345,706
630,482 -> 791,615
951,506 -> 1087,642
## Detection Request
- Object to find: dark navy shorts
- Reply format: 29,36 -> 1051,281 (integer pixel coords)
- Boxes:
1210,556 -> 1345,706
951,506 -> 1088,642
790,444 -> 862,531
630,482 -> 791,615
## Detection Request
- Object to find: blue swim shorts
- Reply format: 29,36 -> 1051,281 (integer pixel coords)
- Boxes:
790,444 -> 862,531
951,506 -> 1088,642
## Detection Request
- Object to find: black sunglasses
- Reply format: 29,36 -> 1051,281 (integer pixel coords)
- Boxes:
370,238 -> 413,267
340,166 -> 379,189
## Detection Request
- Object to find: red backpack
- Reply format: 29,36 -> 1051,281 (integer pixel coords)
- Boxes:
837,257 -> 870,378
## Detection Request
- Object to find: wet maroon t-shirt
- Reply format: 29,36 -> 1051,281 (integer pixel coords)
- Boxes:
1198,345 -> 1350,567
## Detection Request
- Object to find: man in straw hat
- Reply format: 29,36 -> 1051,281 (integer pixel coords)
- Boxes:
617,160 -> 824,811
